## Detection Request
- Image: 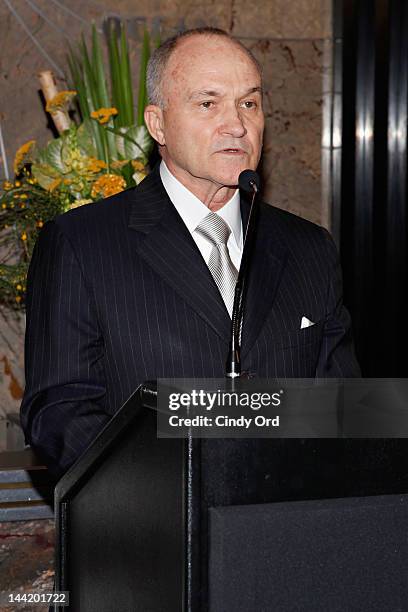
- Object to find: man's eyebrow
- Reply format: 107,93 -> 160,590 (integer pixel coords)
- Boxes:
188,90 -> 222,100
245,86 -> 263,95
188,86 -> 263,100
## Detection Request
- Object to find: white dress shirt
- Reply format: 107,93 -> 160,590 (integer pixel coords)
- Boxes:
159,160 -> 243,271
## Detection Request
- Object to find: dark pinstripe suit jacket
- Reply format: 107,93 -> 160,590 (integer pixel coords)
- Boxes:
20,164 -> 360,477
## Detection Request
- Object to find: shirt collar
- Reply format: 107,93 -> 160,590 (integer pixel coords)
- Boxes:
160,160 -> 242,246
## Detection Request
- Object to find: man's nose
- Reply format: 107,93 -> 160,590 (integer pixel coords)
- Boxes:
219,106 -> 247,138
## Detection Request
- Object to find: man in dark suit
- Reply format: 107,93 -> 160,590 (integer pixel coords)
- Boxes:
20,27 -> 360,479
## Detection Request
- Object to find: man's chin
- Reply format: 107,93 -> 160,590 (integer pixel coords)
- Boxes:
214,164 -> 252,188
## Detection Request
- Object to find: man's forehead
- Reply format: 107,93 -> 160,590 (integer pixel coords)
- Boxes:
167,35 -> 258,75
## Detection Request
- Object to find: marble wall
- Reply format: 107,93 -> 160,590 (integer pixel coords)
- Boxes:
0,0 -> 332,425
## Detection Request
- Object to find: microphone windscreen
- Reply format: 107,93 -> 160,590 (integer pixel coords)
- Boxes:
238,170 -> 261,193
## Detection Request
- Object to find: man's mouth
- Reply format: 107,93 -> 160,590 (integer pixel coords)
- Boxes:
219,148 -> 246,154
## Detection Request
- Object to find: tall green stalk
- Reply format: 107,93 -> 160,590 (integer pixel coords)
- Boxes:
67,44 -> 105,161
137,29 -> 150,127
91,24 -> 116,160
120,23 -> 134,126
67,20 -> 153,163
108,21 -> 125,129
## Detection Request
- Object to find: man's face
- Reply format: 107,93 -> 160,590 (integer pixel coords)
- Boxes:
146,35 -> 264,194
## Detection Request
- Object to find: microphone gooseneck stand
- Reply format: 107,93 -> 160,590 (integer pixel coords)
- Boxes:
226,170 -> 260,380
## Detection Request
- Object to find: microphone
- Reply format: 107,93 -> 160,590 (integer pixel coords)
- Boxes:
238,169 -> 260,194
226,170 -> 261,379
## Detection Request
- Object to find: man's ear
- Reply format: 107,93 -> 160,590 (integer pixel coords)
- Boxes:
144,105 -> 166,146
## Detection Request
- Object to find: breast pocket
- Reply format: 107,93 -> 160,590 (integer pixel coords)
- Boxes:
265,320 -> 324,377
272,320 -> 325,350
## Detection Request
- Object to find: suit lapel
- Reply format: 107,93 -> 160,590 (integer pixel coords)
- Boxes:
240,195 -> 288,358
128,166 -> 288,355
128,165 -> 231,343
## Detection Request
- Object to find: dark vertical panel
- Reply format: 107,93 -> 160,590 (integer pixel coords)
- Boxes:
354,0 -> 377,373
337,0 -> 407,375
340,0 -> 357,337
385,0 -> 408,374
341,0 -> 376,373
372,0 -> 390,373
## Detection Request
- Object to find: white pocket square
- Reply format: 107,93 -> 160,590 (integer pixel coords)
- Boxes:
300,316 -> 315,329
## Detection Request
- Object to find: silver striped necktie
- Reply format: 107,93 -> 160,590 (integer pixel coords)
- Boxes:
195,212 -> 238,317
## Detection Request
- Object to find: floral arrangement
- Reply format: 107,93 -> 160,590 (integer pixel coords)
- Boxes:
0,23 -> 154,309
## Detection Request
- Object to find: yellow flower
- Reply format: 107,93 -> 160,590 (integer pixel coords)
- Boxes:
36,220 -> 44,228
90,107 -> 118,125
15,180 -> 21,187
1,203 -> 6,209
3,181 -> 13,190
20,194 -> 28,200
14,140 -> 36,175
15,296 -> 22,303
111,160 -> 129,170
87,158 -> 107,173
21,232 -> 27,241
91,174 -> 126,199
131,160 -> 145,172
16,284 -> 22,290
45,90 -> 77,113
47,178 -> 62,192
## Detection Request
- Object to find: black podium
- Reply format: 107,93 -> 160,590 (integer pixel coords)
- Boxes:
54,382 -> 408,611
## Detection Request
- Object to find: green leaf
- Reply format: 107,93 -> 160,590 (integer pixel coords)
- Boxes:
60,140 -> 75,170
76,120 -> 97,157
121,160 -> 136,187
77,38 -> 106,162
137,29 -> 150,126
91,23 -> 109,108
108,21 -> 124,128
86,120 -> 105,162
38,138 -> 65,173
80,34 -> 98,112
31,163 -> 61,190
113,124 -> 153,162
119,23 -> 134,126
90,24 -> 118,159
67,48 -> 90,121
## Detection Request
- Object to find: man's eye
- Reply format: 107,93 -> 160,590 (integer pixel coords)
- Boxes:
242,100 -> 257,109
200,101 -> 214,109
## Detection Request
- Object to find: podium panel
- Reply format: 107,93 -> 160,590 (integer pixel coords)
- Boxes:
55,388 -> 184,611
209,495 -> 408,612
54,384 -> 408,611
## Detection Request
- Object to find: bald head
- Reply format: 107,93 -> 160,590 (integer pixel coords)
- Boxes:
146,27 -> 262,109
